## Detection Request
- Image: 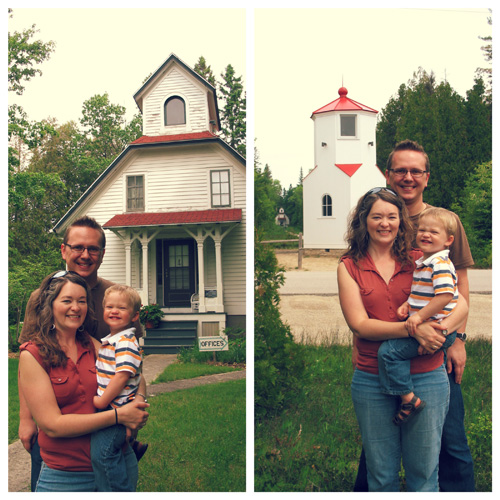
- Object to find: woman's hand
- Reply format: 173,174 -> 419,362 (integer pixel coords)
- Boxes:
413,321 -> 447,354
116,398 -> 149,431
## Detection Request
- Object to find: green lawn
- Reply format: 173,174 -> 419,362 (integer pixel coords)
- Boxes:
137,379 -> 246,492
255,339 -> 492,492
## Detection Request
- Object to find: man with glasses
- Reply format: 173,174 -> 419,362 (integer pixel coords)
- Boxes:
354,139 -> 475,492
18,216 -> 146,490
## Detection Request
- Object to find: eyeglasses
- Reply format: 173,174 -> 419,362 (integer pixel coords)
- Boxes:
388,168 -> 428,178
65,243 -> 102,256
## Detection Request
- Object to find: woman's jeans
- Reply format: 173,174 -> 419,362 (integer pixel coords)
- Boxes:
351,365 -> 449,492
35,442 -> 137,492
91,424 -> 136,491
378,332 -> 456,395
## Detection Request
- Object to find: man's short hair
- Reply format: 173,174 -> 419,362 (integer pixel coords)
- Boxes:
63,216 -> 106,249
387,139 -> 430,172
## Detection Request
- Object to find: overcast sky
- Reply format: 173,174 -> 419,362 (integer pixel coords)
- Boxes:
255,7 -> 492,188
8,7 -> 246,124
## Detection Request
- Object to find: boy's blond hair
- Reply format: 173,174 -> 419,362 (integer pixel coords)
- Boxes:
418,207 -> 457,237
103,284 -> 142,314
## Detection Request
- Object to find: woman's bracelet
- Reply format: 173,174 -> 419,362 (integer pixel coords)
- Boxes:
114,407 -> 118,425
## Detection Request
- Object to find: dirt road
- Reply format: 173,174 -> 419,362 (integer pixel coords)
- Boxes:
276,250 -> 492,345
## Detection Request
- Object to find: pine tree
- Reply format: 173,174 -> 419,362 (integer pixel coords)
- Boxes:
219,64 -> 246,157
193,55 -> 216,86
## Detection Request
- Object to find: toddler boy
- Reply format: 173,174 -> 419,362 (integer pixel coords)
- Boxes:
91,284 -> 147,491
378,207 -> 459,426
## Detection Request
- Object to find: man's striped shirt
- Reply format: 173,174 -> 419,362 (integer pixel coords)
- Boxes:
408,249 -> 458,321
96,327 -> 142,408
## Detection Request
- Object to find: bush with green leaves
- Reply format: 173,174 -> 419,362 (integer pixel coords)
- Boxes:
254,232 -> 304,419
452,161 -> 492,268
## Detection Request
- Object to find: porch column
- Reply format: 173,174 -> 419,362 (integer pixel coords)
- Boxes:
196,238 -> 206,312
214,228 -> 224,313
124,240 -> 132,286
141,239 -> 149,305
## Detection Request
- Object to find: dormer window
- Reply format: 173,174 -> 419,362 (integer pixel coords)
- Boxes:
127,175 -> 144,211
164,96 -> 186,126
211,170 -> 231,207
340,114 -> 356,137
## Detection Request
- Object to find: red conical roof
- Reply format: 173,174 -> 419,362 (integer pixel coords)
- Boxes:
312,87 -> 378,115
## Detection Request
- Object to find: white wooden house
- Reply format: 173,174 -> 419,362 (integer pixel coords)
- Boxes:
53,54 -> 246,353
303,87 -> 385,248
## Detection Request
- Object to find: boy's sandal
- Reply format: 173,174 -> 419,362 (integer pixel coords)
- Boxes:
393,395 -> 426,426
132,440 -> 149,461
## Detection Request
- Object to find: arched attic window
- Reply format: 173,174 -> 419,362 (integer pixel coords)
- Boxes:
322,194 -> 332,216
164,96 -> 186,126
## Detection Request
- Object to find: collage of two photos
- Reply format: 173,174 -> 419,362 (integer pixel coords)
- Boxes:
8,7 -> 492,493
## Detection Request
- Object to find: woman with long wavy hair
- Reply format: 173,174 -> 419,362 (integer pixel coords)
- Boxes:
18,270 -> 148,492
338,187 -> 468,491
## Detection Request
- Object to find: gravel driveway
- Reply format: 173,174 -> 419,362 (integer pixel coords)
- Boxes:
276,250 -> 491,345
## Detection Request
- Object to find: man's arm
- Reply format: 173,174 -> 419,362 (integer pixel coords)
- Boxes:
446,268 -> 470,383
18,291 -> 39,452
18,372 -> 38,453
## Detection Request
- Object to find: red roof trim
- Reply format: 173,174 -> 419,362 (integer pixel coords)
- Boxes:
335,164 -> 362,177
103,209 -> 242,228
313,98 -> 378,114
131,131 -> 216,145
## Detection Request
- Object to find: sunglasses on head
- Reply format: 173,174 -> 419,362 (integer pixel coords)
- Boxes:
47,270 -> 80,286
360,187 -> 399,209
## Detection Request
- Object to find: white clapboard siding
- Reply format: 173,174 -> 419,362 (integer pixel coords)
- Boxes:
143,67 -> 208,136
81,143 -> 245,315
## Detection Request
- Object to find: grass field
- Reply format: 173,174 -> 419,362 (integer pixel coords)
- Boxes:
255,339 -> 492,492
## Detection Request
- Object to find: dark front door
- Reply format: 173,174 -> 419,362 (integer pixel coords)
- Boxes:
158,239 -> 196,308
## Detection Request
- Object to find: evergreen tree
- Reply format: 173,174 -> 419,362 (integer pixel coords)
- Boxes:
219,64 -> 246,157
193,55 -> 216,86
475,15 -> 492,103
376,68 -> 491,211
255,163 -> 282,233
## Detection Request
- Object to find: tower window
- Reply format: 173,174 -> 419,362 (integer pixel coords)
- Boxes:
322,194 -> 332,216
164,96 -> 186,126
340,115 -> 356,137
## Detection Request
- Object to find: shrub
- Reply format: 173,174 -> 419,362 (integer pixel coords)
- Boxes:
254,232 -> 304,419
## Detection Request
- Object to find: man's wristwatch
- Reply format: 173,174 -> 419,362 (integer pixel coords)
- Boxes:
456,333 -> 467,343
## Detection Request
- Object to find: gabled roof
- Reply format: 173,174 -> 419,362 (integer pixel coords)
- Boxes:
103,209 -> 242,229
312,87 -> 378,116
52,134 -> 245,235
133,53 -> 221,130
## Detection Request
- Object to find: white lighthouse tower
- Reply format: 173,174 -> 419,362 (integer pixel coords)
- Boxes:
303,86 -> 385,249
